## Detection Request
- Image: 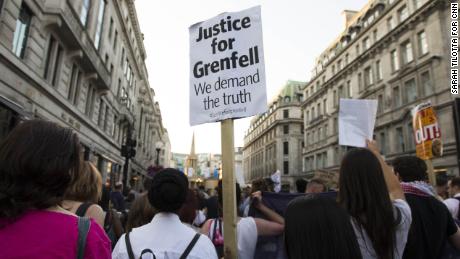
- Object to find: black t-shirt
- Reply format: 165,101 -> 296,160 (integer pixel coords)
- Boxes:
403,193 -> 458,259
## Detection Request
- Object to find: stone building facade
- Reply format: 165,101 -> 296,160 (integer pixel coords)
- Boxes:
0,0 -> 169,187
302,0 -> 458,179
243,80 -> 305,190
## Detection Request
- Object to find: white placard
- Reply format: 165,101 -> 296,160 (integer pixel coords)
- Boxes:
339,98 -> 378,148
189,6 -> 267,126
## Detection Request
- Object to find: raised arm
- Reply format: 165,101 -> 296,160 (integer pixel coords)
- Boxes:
252,191 -> 284,236
367,139 -> 405,201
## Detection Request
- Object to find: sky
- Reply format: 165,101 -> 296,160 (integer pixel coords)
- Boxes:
135,0 -> 368,154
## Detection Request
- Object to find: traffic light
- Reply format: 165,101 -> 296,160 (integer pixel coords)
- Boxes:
121,142 -> 136,158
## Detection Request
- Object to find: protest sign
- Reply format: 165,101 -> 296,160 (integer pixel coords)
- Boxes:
412,102 -> 442,160
189,6 -> 267,126
339,98 -> 378,147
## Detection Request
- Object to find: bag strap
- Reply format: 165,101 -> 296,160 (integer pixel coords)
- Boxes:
76,202 -> 92,217
77,217 -> 91,259
211,219 -> 217,240
179,233 -> 201,259
125,232 -> 135,259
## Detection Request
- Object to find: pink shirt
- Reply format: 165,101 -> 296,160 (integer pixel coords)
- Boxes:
0,210 -> 111,259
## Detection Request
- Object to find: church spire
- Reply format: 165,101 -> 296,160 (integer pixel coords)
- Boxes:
190,132 -> 196,155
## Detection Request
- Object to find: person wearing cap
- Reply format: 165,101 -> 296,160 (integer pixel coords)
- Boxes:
112,168 -> 217,259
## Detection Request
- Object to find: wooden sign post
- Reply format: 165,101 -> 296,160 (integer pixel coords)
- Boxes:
426,159 -> 436,187
221,119 -> 238,259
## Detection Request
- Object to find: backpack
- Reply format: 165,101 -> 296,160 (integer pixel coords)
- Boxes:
124,232 -> 201,259
76,202 -> 123,248
209,218 -> 224,258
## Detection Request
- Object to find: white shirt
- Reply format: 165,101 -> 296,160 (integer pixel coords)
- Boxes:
444,193 -> 460,219
112,212 -> 218,259
351,199 -> 412,259
209,217 -> 258,259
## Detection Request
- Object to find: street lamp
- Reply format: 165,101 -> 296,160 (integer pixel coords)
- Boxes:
155,140 -> 164,166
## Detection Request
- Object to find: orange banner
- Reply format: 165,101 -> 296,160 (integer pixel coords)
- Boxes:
412,102 -> 442,160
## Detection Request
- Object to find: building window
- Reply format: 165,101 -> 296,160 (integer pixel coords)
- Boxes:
347,81 -> 351,98
108,18 -> 113,39
283,125 -> 289,134
396,127 -> 405,152
68,64 -> 82,105
333,90 -> 338,107
85,84 -> 97,117
401,41 -> 413,64
398,5 -> 408,22
317,103 -> 321,116
316,154 -> 322,169
332,65 -> 335,74
421,71 -> 433,96
373,29 -> 378,42
356,44 -> 360,56
358,73 -> 363,92
103,106 -> 109,131
323,99 -> 327,114
0,0 -> 4,14
387,16 -> 395,31
418,31 -> 428,56
393,86 -> 401,108
80,0 -> 91,27
283,141 -> 289,155
414,0 -> 421,9
12,4 -> 32,58
364,66 -> 374,86
345,54 -> 349,64
283,161 -> 289,175
121,47 -> 125,65
391,49 -> 399,72
283,109 -> 289,118
338,59 -> 342,70
94,0 -> 105,49
377,94 -> 383,114
376,60 -> 382,81
113,30 -> 118,50
407,123 -> 415,150
98,99 -> 104,126
44,36 -> 63,86
338,85 -> 345,100
363,37 -> 370,51
404,78 -> 417,103
380,132 -> 386,155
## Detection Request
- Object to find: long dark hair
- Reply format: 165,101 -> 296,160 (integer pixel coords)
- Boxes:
338,148 -> 396,259
0,120 -> 81,220
284,195 -> 362,259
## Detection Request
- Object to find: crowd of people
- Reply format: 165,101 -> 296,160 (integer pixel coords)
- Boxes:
1,120 -> 460,258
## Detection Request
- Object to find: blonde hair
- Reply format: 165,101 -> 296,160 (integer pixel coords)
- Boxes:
64,161 -> 102,203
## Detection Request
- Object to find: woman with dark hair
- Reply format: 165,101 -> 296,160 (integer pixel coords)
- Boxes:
339,140 -> 411,259
125,193 -> 156,233
0,120 -> 111,258
284,195 -> 362,259
201,180 -> 285,259
112,168 -> 217,259
179,189 -> 203,231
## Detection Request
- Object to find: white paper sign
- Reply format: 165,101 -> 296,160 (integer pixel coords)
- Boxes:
339,98 -> 378,147
189,6 -> 267,126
